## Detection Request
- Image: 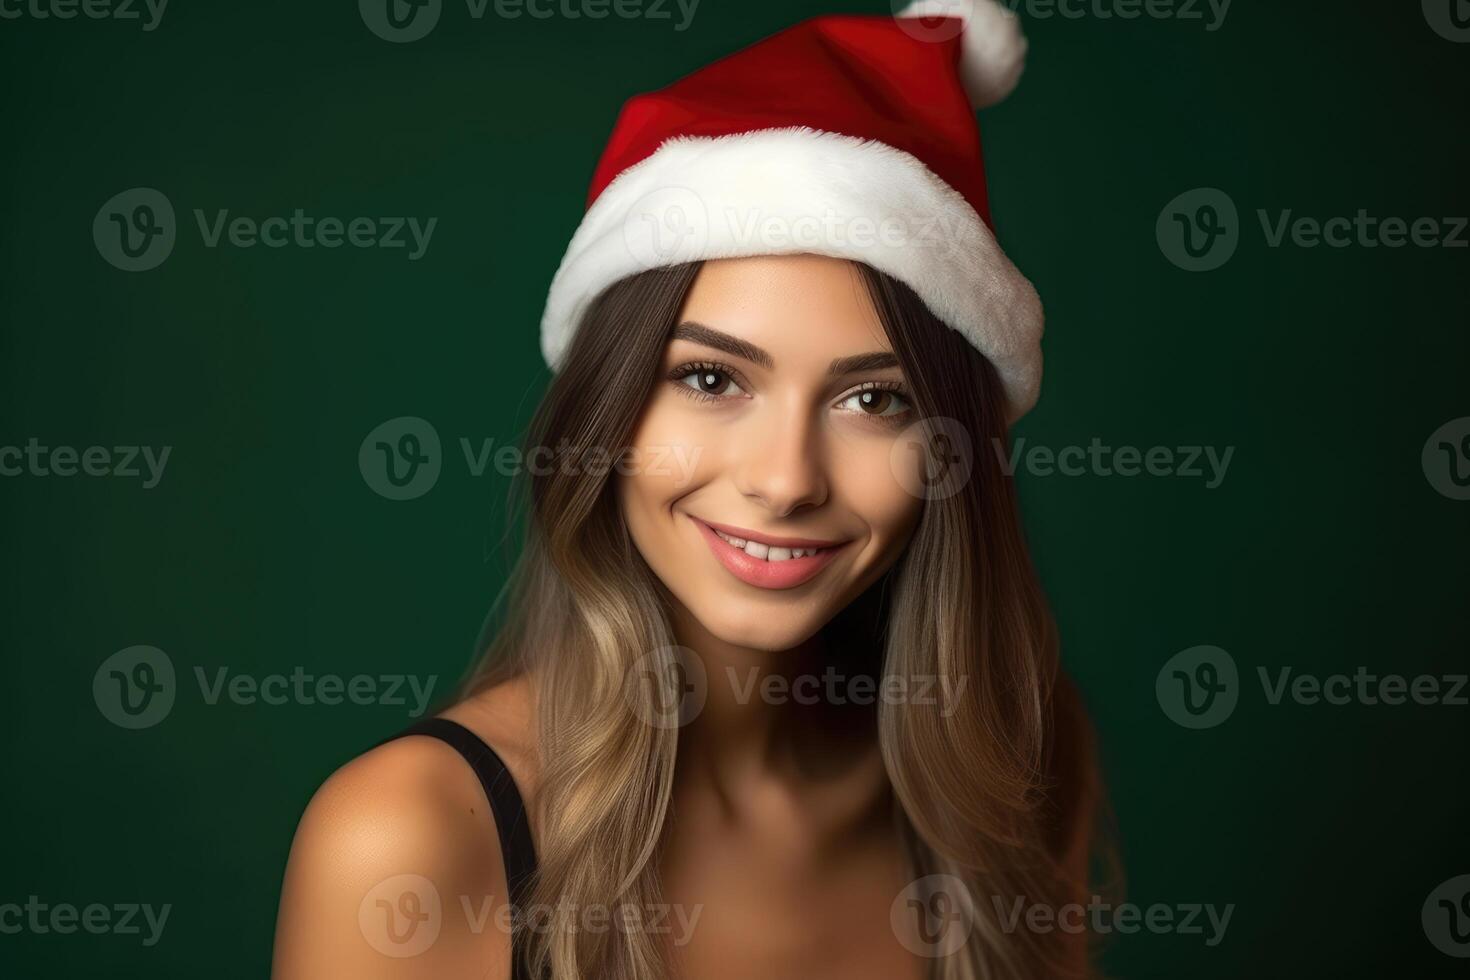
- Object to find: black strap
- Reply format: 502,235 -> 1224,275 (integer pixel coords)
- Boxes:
384,718 -> 540,979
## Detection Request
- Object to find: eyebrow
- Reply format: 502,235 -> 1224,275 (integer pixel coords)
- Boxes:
670,322 -> 773,369
670,321 -> 900,378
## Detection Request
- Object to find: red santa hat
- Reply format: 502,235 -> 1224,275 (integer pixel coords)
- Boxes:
539,0 -> 1043,420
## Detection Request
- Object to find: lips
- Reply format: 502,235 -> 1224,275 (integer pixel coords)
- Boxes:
689,516 -> 847,590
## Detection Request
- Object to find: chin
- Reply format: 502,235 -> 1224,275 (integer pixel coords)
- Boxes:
686,593 -> 831,653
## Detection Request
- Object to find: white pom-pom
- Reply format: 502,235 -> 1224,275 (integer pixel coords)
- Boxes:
896,0 -> 1028,109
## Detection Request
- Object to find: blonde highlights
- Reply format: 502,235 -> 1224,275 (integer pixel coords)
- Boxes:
466,261 -> 1105,980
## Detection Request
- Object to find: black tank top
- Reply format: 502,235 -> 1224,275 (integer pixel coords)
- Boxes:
387,717 -> 540,980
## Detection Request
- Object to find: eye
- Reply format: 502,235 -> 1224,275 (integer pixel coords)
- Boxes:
669,361 -> 748,401
836,382 -> 912,419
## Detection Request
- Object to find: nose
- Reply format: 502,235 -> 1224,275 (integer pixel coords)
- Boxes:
731,404 -> 829,517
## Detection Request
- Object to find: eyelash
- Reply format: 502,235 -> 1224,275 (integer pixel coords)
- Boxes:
665,360 -> 914,424
666,360 -> 746,403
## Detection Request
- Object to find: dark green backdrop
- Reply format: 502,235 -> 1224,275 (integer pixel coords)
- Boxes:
2,1 -> 1466,977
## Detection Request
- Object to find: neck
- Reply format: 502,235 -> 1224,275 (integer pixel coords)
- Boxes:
665,600 -> 891,849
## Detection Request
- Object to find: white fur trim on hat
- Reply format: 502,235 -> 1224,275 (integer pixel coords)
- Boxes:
896,0 -> 1028,108
539,127 -> 1043,420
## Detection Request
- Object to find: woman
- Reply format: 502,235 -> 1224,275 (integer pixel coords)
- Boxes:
274,4 -> 1105,978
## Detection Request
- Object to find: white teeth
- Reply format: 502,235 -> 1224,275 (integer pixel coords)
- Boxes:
712,525 -> 825,561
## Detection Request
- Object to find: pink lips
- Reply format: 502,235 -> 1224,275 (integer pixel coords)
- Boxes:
689,516 -> 847,590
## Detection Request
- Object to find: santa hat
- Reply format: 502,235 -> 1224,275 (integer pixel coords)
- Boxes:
539,0 -> 1043,420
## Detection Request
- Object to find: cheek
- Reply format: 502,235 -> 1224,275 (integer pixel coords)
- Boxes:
617,390 -> 717,526
831,435 -> 924,552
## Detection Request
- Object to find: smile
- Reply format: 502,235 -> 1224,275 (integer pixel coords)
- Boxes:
689,516 -> 848,590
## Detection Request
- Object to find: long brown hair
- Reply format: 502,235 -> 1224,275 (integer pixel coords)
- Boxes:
466,259 -> 1105,979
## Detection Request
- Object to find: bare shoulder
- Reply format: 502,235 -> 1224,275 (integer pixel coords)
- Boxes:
438,672 -> 542,816
272,675 -> 539,979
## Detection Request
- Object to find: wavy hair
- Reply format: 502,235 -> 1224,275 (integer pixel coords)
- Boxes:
465,260 -> 1107,980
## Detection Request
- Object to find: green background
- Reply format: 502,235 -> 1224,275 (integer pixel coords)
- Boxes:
1,0 -> 1466,976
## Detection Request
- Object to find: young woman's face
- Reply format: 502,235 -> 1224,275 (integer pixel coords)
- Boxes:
617,254 -> 926,652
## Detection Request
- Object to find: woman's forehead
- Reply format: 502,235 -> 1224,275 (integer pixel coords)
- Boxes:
675,255 -> 892,361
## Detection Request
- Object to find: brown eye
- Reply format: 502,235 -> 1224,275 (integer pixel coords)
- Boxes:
838,385 -> 911,418
673,365 -> 747,399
